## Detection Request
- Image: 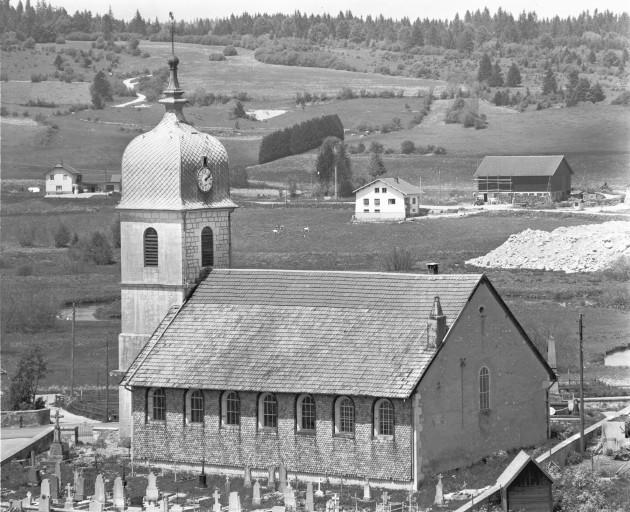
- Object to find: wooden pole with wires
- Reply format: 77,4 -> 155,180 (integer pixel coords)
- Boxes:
579,313 -> 585,453
70,302 -> 76,399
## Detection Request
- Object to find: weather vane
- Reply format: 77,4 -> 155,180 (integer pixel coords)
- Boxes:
169,12 -> 175,56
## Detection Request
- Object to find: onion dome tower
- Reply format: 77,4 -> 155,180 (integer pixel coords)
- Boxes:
116,43 -> 237,439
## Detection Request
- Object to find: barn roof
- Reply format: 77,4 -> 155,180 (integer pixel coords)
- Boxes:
353,177 -> 422,195
473,155 -> 573,177
122,269 -> 485,397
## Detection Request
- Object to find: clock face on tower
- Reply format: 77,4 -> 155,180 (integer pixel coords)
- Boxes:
197,166 -> 213,192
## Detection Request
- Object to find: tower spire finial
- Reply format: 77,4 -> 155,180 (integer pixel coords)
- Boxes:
160,11 -> 187,120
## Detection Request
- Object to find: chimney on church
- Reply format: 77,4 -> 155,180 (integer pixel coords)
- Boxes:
427,296 -> 447,348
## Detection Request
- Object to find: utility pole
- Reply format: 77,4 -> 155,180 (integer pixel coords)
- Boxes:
70,302 -> 76,399
105,337 -> 110,422
579,313 -> 585,453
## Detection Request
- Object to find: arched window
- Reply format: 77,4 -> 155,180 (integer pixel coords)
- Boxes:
201,227 -> 214,267
334,396 -> 355,436
185,390 -> 204,424
143,228 -> 158,267
374,398 -> 394,437
147,388 -> 166,421
258,393 -> 277,429
222,391 -> 240,426
479,367 -> 490,411
296,394 -> 316,432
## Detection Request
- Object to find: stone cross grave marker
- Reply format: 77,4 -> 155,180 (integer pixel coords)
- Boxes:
363,479 -> 370,500
305,482 -> 314,512
94,474 -> 105,504
315,480 -> 324,498
434,474 -> 444,506
243,466 -> 252,488
113,476 -> 125,511
228,491 -> 241,512
49,475 -> 59,501
212,489 -> 221,512
252,481 -> 261,507
146,473 -> 159,503
278,464 -> 287,492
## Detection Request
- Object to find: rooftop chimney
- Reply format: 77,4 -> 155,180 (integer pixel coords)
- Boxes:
427,262 -> 439,275
427,296 -> 447,348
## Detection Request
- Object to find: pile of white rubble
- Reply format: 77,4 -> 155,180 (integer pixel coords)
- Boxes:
466,221 -> 630,273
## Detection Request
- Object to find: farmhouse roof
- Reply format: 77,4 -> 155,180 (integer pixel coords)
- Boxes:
45,163 -> 81,176
353,177 -> 422,195
81,172 -> 122,184
473,155 -> 573,177
122,269 -> 487,397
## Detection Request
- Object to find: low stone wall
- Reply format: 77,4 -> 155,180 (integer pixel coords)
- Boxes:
0,408 -> 50,428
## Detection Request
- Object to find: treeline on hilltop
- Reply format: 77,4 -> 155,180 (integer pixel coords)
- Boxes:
1,1 -> 628,50
259,115 -> 344,164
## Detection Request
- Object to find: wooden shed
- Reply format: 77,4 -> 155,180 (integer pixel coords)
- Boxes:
497,451 -> 553,512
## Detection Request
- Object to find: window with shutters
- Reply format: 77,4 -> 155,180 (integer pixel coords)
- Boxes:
201,227 -> 214,267
143,228 -> 158,267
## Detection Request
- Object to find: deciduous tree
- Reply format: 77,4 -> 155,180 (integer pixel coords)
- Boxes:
9,346 -> 47,410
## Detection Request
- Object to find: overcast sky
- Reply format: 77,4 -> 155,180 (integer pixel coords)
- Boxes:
37,1 -> 628,22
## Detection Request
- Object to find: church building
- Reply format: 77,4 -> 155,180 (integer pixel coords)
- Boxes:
117,55 -> 555,489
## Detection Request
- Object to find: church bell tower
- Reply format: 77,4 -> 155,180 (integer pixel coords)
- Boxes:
116,51 -> 237,439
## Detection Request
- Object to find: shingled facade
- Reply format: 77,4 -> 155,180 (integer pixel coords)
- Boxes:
122,269 -> 555,488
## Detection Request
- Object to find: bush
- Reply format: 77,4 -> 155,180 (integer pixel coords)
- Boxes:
69,231 -> 114,265
208,52 -> 226,61
30,73 -> 48,82
16,223 -> 37,247
553,467 -> 611,511
16,265 -> 33,276
381,247 -> 414,271
611,90 -> 630,105
401,140 -> 415,154
223,45 -> 238,56
1,286 -> 58,334
54,223 -> 71,248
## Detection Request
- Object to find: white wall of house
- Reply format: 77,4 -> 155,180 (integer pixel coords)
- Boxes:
355,182 -> 421,221
44,170 -> 77,194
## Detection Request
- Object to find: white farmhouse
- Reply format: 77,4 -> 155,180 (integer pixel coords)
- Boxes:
44,163 -> 82,195
353,177 -> 422,221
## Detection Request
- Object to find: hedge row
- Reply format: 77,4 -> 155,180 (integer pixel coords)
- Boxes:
258,114 -> 344,164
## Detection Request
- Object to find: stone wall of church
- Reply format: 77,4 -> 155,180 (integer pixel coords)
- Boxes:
183,209 -> 231,284
131,389 -> 413,483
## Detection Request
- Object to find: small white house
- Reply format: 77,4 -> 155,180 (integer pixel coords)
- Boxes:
44,163 -> 82,195
353,177 -> 422,221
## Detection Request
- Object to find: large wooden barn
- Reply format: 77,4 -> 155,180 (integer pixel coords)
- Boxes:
473,155 -> 573,204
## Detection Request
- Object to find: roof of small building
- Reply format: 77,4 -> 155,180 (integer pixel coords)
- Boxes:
122,269 -> 488,397
353,177 -> 422,196
45,163 -> 81,177
473,155 -> 574,177
81,173 -> 122,184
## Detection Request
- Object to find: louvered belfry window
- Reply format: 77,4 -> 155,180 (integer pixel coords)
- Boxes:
143,228 -> 158,267
201,227 -> 214,267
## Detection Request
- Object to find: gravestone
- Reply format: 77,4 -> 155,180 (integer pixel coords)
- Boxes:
160,498 -> 169,512
28,466 -> 41,486
64,484 -> 74,510
315,480 -> 324,498
228,491 -> 241,512
113,477 -> 125,511
38,495 -> 50,512
224,476 -> 231,502
363,479 -> 370,500
212,489 -> 221,512
75,471 -> 85,501
278,464 -> 287,492
41,479 -> 50,498
94,474 -> 105,505
252,481 -> 261,507
145,473 -> 159,503
243,466 -> 252,488
305,482 -> 314,512
48,475 -> 59,501
22,492 -> 33,508
267,465 -> 276,487
283,484 -> 296,511
434,474 -> 444,506
88,500 -> 103,512
49,410 -> 69,462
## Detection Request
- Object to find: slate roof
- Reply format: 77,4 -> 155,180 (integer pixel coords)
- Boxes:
473,155 -> 573,177
353,178 -> 422,195
122,269 -> 484,397
45,163 -> 81,176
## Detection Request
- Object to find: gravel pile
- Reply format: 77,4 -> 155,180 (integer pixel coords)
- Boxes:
466,221 -> 630,273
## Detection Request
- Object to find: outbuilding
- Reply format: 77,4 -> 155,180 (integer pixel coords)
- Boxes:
353,177 -> 422,221
473,155 -> 573,204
